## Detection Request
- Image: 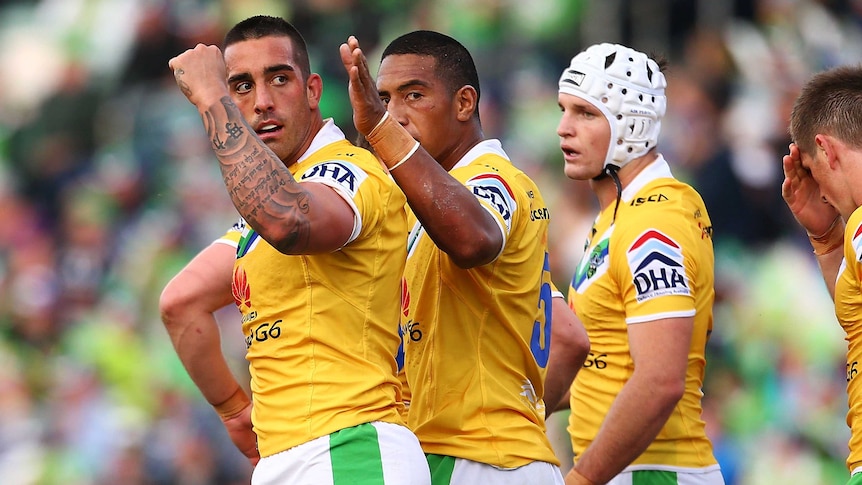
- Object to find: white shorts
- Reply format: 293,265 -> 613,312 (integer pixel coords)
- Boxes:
252,421 -> 431,485
607,467 -> 725,485
427,454 -> 565,485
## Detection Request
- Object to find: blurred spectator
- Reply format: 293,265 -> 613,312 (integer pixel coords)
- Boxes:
6,59 -> 103,226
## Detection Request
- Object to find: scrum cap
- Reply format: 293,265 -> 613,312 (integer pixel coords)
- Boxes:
559,43 -> 667,170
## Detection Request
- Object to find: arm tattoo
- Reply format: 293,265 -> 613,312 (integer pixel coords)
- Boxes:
203,96 -> 311,253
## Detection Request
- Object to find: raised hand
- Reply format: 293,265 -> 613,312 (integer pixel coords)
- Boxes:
781,143 -> 840,236
339,36 -> 388,136
168,44 -> 231,111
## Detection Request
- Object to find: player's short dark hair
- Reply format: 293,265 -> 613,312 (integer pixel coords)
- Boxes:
223,15 -> 311,81
382,30 -> 481,107
790,64 -> 862,155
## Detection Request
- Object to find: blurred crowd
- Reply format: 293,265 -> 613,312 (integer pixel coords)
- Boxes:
0,0 -> 859,483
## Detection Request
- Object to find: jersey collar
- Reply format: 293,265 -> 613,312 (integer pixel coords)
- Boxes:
619,154 -> 673,203
298,118 -> 345,164
450,139 -> 509,170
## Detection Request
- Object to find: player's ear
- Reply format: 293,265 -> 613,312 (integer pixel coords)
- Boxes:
454,85 -> 477,122
307,73 -> 323,109
815,133 -> 841,169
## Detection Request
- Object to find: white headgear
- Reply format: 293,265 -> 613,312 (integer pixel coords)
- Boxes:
559,43 -> 667,170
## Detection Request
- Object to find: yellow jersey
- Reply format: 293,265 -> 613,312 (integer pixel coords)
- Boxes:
567,156 -> 718,470
226,121 -> 408,457
402,139 -> 559,468
837,206 -> 862,473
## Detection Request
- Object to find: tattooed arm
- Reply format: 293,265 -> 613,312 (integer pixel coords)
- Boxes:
169,44 -> 354,254
200,97 -> 355,254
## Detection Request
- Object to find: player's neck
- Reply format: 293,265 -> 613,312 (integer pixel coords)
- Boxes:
591,152 -> 658,211
440,130 -> 486,171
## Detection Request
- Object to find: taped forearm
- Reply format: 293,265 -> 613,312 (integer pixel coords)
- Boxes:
366,112 -> 420,171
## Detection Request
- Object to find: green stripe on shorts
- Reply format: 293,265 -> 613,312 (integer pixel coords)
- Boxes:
426,454 -> 455,485
330,423 -> 385,485
633,470 -> 678,485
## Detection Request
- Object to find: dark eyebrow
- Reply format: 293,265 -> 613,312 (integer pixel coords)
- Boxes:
378,78 -> 433,97
227,64 -> 295,85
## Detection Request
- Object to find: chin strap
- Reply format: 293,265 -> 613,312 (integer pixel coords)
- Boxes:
590,165 -> 623,222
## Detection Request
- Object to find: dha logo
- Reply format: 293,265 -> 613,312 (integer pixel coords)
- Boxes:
467,173 -> 516,231
300,160 -> 367,198
627,229 -> 690,302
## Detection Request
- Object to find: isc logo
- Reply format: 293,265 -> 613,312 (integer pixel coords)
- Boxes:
630,193 -> 668,206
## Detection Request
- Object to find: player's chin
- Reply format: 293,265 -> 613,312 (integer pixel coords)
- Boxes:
261,139 -> 290,163
562,162 -> 591,181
